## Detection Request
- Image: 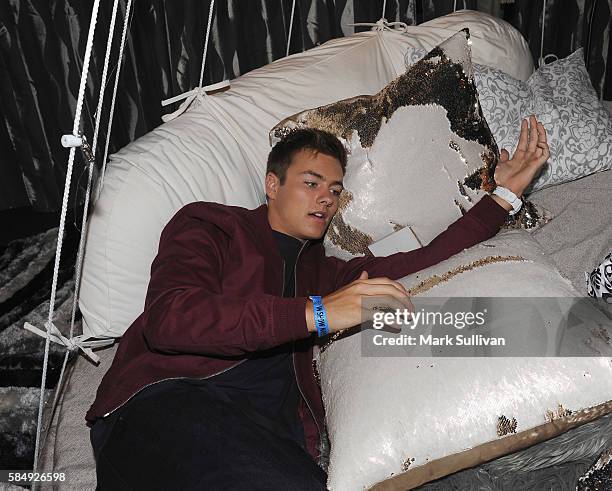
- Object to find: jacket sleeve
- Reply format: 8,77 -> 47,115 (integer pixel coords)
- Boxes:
329,195 -> 509,290
141,210 -> 310,356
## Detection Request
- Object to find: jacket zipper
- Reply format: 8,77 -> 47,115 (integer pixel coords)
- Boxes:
292,240 -> 323,447
102,359 -> 247,417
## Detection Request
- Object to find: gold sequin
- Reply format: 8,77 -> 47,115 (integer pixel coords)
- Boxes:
390,221 -> 406,232
497,415 -> 518,436
406,255 -> 527,296
401,457 -> 415,471
327,191 -> 374,255
545,404 -> 573,422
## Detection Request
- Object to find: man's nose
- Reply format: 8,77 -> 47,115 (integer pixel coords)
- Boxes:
317,188 -> 334,206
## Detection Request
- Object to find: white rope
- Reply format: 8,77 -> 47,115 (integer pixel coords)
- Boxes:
24,323 -> 114,364
286,0 -> 297,57
76,0 -> 120,326
161,0 -> 230,122
35,0 -> 121,461
98,0 -> 134,197
161,80 -> 230,122
92,0 -> 120,153
454,0 -> 457,12
539,0 -> 546,64
198,0 -> 216,88
349,18 -> 409,33
538,0 -> 558,67
382,0 -> 388,20
31,0 -> 102,479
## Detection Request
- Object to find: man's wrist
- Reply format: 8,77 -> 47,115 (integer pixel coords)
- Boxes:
490,194 -> 513,213
492,186 -> 523,215
305,297 -> 316,333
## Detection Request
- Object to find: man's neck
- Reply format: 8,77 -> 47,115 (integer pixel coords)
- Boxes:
271,227 -> 306,244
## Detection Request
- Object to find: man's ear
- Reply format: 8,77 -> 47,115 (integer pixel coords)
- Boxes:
265,172 -> 280,200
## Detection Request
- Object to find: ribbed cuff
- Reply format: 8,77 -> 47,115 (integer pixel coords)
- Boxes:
271,296 -> 311,345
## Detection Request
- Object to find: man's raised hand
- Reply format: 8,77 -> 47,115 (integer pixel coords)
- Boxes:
494,114 -> 550,198
305,270 -> 414,334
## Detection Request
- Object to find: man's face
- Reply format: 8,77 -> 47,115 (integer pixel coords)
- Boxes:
266,149 -> 344,241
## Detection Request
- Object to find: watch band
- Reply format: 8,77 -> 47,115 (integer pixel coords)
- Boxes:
493,186 -> 523,216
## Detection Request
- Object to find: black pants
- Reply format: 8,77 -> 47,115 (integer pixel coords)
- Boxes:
91,379 -> 327,490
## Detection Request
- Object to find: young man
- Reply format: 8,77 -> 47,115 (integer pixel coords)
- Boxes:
87,116 -> 549,490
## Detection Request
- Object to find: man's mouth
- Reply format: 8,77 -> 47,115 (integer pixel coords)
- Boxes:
308,211 -> 328,222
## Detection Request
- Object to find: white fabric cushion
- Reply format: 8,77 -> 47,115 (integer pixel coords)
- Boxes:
380,9 -> 534,81
82,10 -> 532,338
80,113 -> 265,338
80,9 -> 534,339
80,32 -> 399,338
407,47 -> 612,192
317,230 -> 612,490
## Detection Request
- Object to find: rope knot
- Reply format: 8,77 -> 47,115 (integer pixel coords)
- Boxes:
348,18 -> 409,34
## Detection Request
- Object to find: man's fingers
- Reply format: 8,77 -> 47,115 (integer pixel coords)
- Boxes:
356,276 -> 409,295
532,122 -> 550,165
360,284 -> 412,309
367,296 -> 413,328
537,122 -> 547,143
499,149 -> 510,162
527,115 -> 539,154
516,118 -> 529,153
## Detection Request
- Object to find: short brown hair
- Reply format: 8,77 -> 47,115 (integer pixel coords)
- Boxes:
266,128 -> 347,184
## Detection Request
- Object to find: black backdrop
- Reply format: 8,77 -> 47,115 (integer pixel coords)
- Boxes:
1,0 -> 610,216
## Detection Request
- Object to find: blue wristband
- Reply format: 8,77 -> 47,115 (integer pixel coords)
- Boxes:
309,296 -> 329,337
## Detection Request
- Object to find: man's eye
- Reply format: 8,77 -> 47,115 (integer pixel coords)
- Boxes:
305,181 -> 317,187
332,189 -> 342,196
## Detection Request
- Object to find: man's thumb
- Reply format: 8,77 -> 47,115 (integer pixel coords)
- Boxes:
359,270 -> 369,280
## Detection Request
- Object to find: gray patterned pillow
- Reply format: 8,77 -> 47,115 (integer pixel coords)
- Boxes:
407,48 -> 612,193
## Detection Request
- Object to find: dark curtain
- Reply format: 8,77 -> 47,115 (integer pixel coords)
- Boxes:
1,0 -> 611,214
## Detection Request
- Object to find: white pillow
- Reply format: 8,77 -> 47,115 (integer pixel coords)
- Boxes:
317,229 -> 612,490
380,9 -> 534,81
79,113 -> 265,339
80,32 -> 400,339
406,47 -> 612,192
80,12 -> 539,339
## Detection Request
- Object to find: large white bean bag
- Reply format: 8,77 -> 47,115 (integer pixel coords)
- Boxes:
318,230 -> 612,490
80,10 -> 533,339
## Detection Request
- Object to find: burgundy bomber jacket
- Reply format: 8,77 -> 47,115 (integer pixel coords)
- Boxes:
86,196 -> 508,461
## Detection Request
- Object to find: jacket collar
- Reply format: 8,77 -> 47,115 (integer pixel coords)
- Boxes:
249,203 -> 319,260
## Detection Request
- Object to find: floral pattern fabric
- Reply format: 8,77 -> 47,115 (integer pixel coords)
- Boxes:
406,47 -> 612,193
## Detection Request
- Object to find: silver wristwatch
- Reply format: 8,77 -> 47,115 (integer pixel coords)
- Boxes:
492,186 -> 522,216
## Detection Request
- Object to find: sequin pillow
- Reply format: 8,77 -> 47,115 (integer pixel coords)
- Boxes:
271,30 -> 546,260
406,47 -> 612,193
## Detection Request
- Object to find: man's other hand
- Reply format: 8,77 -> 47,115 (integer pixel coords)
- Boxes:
306,271 -> 414,334
494,114 -> 550,201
